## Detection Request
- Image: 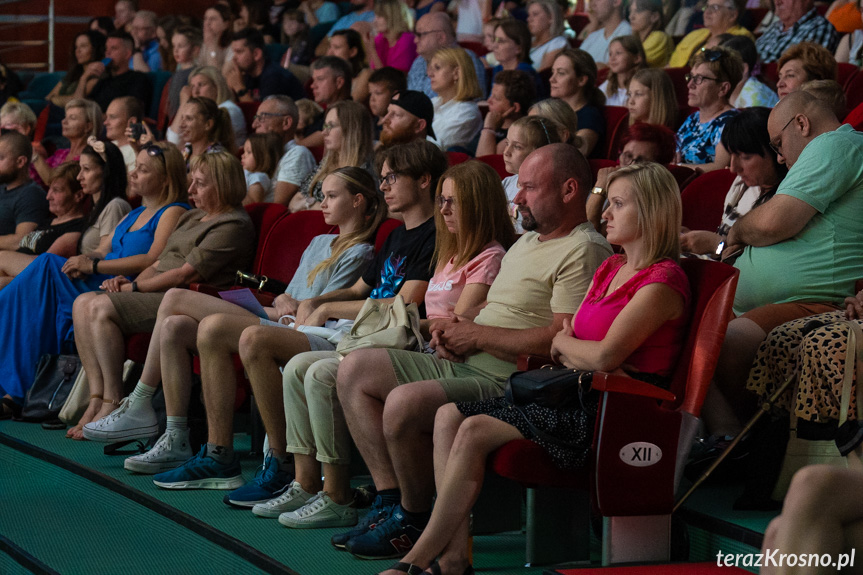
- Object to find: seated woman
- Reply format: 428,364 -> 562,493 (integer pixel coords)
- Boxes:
680,107 -> 786,257
720,35 -> 779,109
79,151 -> 255,441
290,101 -> 375,213
249,161 -> 516,527
527,0 -> 568,71
379,161 -> 691,575
366,0 -> 416,74
490,19 -> 542,96
81,166 -> 385,462
676,46 -> 742,172
668,0 -> 753,68
32,98 -> 103,188
836,0 -> 863,66
428,47 -> 484,152
549,49 -> 606,157
600,36 -> 647,106
628,0 -> 673,68
0,141 -> 185,418
175,96 -> 236,164
626,67 -> 679,130
167,66 -> 246,151
45,31 -> 106,109
328,29 -> 373,104
775,42 -> 837,99
0,163 -> 89,289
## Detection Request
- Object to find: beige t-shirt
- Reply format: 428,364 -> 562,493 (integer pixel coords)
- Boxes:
155,207 -> 255,288
465,222 -> 613,374
80,197 -> 132,254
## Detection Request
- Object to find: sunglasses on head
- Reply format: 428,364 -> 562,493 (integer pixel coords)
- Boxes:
145,144 -> 165,163
701,47 -> 724,62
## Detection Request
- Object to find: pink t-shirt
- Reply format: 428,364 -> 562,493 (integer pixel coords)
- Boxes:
32,148 -> 77,188
572,255 -> 690,377
425,241 -> 506,319
373,32 -> 418,73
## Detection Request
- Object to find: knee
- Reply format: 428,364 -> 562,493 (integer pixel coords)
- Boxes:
451,415 -> 496,452
161,314 -> 197,345
336,349 -> 383,398
433,403 -> 464,441
159,288 -> 191,315
198,314 -> 228,350
238,325 -> 268,363
381,387 -> 421,441
90,295 -> 117,325
783,465 -> 844,517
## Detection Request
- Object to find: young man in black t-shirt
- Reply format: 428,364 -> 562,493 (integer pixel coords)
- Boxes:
225,27 -> 304,103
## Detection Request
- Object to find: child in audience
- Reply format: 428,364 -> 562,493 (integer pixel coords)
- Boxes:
528,98 -> 580,147
626,68 -> 678,129
476,69 -> 536,157
295,99 -> 323,136
600,36 -> 646,107
241,133 -> 283,205
501,116 -> 563,232
367,67 -> 408,138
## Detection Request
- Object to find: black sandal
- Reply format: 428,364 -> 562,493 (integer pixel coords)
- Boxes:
426,562 -> 475,575
0,397 -> 21,420
387,562 -> 427,575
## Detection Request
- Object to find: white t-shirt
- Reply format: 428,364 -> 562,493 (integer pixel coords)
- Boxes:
457,0 -> 483,38
431,98 -> 483,151
599,81 -> 628,106
245,169 -> 273,202
580,20 -> 632,64
115,142 -> 137,174
277,139 -> 317,188
530,36 -> 568,70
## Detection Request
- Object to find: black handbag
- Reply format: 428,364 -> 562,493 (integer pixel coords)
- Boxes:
18,354 -> 82,422
235,270 -> 288,295
504,365 -> 593,410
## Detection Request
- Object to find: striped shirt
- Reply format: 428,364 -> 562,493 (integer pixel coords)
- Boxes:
755,8 -> 839,63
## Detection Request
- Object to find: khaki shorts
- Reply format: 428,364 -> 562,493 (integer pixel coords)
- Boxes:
385,349 -> 512,403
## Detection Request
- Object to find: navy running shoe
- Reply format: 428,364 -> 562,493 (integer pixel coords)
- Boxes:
223,451 -> 292,507
345,505 -> 424,559
153,445 -> 243,490
331,495 -> 394,549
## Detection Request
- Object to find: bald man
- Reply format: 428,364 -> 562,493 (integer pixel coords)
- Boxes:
334,144 -> 611,559
704,91 -> 863,437
407,13 -> 488,99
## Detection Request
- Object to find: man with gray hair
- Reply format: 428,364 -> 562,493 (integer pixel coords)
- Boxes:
755,0 -> 838,63
129,10 -> 161,71
253,95 -> 316,206
407,13 -> 487,99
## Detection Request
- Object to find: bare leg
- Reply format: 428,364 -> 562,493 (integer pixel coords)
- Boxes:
322,462 -> 354,505
69,292 -> 114,439
379,412 -> 524,574
0,251 -> 36,289
337,349 -> 401,490
383,381 -> 449,513
85,294 -> 129,420
293,453 -> 324,493
235,325 -> 311,454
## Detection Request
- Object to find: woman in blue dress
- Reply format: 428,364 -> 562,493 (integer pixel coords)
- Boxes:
0,141 -> 189,420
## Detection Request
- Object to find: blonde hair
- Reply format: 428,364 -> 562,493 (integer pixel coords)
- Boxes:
374,0 -> 413,37
65,98 -> 104,139
0,101 -> 37,129
189,150 -> 246,208
188,66 -> 234,104
629,68 -> 677,129
510,115 -> 563,149
185,96 -> 237,155
606,162 -> 681,266
527,0 -> 565,38
689,46 -> 744,94
149,142 -> 189,206
433,161 -> 517,270
430,47 -> 483,102
307,166 -> 386,285
529,98 -> 578,144
309,101 -> 374,195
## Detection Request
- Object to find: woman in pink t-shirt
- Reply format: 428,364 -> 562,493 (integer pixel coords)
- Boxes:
366,0 -> 417,73
380,162 -> 691,575
423,160 -> 517,328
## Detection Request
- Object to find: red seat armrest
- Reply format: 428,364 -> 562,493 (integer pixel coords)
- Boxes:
189,283 -> 220,297
591,372 -> 676,402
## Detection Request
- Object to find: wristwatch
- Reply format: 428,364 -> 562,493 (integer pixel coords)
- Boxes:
591,186 -> 606,196
131,281 -> 139,292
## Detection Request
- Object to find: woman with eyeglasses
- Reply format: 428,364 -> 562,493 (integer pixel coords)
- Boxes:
668,0 -> 753,68
0,141 -> 189,423
490,20 -> 539,85
291,100 -> 375,212
256,161 -> 515,530
676,46 -> 743,172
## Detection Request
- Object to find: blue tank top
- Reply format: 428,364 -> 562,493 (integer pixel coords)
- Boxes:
103,202 -> 189,262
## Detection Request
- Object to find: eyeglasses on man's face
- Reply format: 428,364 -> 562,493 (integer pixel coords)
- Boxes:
769,115 -> 797,156
381,172 -> 400,186
253,112 -> 288,122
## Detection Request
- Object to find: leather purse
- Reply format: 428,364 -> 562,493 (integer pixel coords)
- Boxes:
18,354 -> 83,422
335,296 -> 424,356
504,365 -> 594,410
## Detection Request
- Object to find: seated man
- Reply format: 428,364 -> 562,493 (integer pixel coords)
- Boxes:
83,30 -> 152,113
148,140 -> 448,498
379,90 -> 436,149
224,28 -> 304,103
103,95 -> 144,174
129,10 -> 162,72
0,132 -> 49,251
704,91 -> 863,441
296,56 -> 353,148
755,0 -> 838,63
334,143 -> 613,559
368,67 -> 408,139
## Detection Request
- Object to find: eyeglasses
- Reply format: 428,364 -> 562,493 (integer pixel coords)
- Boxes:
437,196 -> 456,210
493,36 -> 515,45
415,29 -> 444,38
145,144 -> 165,164
769,115 -> 797,156
685,73 -> 719,85
381,172 -> 400,186
619,151 -> 648,165
322,122 -> 339,132
701,47 -> 724,62
253,112 -> 288,122
702,3 -> 733,12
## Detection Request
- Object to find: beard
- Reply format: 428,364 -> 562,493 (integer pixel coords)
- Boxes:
519,207 -> 538,231
0,169 -> 18,186
380,123 -> 420,148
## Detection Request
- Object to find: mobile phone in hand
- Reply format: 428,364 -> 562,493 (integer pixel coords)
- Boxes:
129,123 -> 146,141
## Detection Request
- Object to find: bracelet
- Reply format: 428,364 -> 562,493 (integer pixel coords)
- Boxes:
131,281 -> 139,292
591,186 -> 606,196
92,258 -> 100,274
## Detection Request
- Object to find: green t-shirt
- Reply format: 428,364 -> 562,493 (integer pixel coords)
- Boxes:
734,124 -> 863,315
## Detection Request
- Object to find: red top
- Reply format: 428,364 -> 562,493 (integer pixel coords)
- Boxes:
572,255 -> 691,376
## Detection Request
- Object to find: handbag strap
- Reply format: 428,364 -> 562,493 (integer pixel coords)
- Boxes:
838,320 -> 863,426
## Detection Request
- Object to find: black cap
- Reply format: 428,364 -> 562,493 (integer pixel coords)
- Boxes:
390,90 -> 435,140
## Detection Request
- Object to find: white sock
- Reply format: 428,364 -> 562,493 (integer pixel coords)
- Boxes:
129,382 -> 157,402
166,416 -> 188,432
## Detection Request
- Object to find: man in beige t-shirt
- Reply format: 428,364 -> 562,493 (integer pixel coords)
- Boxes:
334,144 -> 613,558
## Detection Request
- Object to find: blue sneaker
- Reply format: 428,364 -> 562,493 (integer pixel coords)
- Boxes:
345,505 -> 424,559
223,451 -> 292,508
331,495 -> 394,549
153,446 -> 244,490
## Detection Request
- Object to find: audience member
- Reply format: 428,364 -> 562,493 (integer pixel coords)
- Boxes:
320,0 -> 376,54
802,78 -> 848,120
32,99 -> 103,188
375,162 -> 688,575
365,0 -> 417,73
46,31 -> 107,109
169,66 -> 247,150
528,98 -> 580,145
241,132 -> 283,204
200,4 -> 235,70
334,144 -> 612,559
720,35 -> 779,108
84,30 -> 153,113
600,36 -> 647,106
155,14 -> 190,72
225,28 -> 304,103
668,0 -> 752,67
114,0 -> 137,34
626,67 -> 678,129
835,0 -> 863,64
280,10 -> 314,67
129,10 -> 162,72
549,49 -> 606,157
489,19 -> 541,95
775,42 -> 837,99
296,98 -> 324,136
328,29 -> 373,103
0,132 -> 49,252
380,90 -> 437,148
368,67 -> 408,135
527,0 -> 569,71
0,102 -> 36,140
104,95 -> 144,173
167,26 -> 203,118
628,0 -> 673,67
298,56 -> 353,149
428,47 -> 483,152
756,0 -> 839,63
298,0 -> 341,27
676,46 -> 742,172
236,0 -> 277,43
90,16 -> 116,38
580,0 -> 633,65
475,69 -> 535,156
408,13 -> 487,99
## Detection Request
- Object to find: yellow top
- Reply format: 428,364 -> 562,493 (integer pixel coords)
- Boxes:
643,30 -> 675,67
667,25 -> 754,68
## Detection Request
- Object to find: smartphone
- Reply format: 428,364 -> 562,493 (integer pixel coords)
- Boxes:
100,57 -> 112,66
129,122 -> 145,142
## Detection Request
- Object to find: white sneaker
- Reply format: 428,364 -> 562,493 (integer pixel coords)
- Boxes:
252,480 -> 316,518
124,429 -> 193,474
278,492 -> 358,529
82,397 -> 159,443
